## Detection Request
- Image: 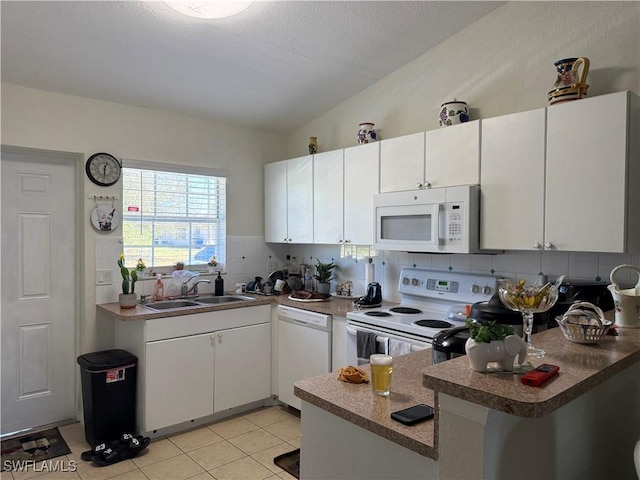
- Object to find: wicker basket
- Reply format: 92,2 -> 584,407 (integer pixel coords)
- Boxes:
556,301 -> 612,344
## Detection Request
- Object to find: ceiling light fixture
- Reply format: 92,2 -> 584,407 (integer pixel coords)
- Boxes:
165,1 -> 252,19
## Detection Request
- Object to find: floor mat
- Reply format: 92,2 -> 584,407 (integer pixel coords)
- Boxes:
1,427 -> 71,471
274,448 -> 300,479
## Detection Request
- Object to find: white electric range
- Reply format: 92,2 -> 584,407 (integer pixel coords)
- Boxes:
345,268 -> 497,364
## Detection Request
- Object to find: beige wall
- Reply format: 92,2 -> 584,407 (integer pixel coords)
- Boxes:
1,84 -> 287,353
286,1 -> 640,156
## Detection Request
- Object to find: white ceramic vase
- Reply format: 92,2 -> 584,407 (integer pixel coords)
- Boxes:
357,123 -> 377,144
438,100 -> 469,127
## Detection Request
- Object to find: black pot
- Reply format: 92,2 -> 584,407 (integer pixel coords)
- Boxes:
432,326 -> 469,364
470,293 -> 548,328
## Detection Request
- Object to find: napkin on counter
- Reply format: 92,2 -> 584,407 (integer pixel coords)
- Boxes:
337,366 -> 369,384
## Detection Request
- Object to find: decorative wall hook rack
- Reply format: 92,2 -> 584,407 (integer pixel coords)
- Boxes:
88,194 -> 119,201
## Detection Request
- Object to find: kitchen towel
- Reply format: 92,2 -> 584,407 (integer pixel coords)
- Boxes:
356,331 -> 377,365
365,262 -> 375,287
389,338 -> 412,357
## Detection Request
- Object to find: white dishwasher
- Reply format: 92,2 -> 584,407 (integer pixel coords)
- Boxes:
277,305 -> 332,410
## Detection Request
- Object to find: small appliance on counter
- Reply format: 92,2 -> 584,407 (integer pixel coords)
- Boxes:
354,282 -> 382,308
470,293 -> 548,336
432,326 -> 469,364
547,279 -> 614,324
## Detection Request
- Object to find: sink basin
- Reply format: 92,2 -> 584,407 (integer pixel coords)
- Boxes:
196,295 -> 255,304
144,300 -> 202,310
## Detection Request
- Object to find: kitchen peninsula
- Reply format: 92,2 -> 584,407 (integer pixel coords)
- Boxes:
295,327 -> 640,480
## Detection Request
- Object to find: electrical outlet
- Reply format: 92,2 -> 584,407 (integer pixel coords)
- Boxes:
267,260 -> 278,272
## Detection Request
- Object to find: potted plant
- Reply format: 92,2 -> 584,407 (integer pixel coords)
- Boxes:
135,257 -> 147,277
207,256 -> 221,273
314,259 -> 335,294
174,261 -> 185,271
118,254 -> 138,309
464,319 -> 527,373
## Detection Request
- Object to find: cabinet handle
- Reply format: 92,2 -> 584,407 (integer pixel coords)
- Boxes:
544,242 -> 553,249
288,238 -> 292,242
344,239 -> 350,244
416,182 -> 423,189
424,182 -> 432,189
283,238 -> 287,242
532,242 -> 541,249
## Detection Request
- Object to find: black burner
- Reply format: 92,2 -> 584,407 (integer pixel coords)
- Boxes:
389,307 -> 422,315
365,311 -> 392,317
414,319 -> 453,329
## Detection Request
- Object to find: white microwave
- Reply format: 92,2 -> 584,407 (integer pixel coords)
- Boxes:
373,185 -> 480,253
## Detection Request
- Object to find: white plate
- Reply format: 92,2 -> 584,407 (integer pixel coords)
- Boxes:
287,295 -> 329,303
91,206 -> 120,232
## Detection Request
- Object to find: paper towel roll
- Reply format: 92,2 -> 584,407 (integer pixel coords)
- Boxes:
365,261 -> 375,286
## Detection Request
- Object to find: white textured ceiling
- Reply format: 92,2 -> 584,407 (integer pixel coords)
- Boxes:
1,1 -> 504,134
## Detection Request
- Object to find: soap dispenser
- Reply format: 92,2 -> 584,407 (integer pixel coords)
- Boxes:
214,271 -> 224,296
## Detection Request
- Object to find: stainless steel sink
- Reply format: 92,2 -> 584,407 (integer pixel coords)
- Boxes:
196,295 -> 255,304
143,300 -> 202,310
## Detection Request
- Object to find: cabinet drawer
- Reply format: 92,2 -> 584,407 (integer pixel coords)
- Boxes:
146,304 -> 271,341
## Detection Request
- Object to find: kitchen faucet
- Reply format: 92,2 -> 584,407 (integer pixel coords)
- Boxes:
181,277 -> 211,297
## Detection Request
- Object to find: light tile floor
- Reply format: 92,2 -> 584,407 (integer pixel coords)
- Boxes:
2,406 -> 300,480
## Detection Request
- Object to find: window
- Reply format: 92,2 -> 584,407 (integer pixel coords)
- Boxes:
122,160 -> 227,269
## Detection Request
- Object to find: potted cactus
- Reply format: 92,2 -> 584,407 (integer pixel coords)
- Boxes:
118,254 -> 138,309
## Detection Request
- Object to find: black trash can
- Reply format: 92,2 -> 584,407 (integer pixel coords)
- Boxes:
77,349 -> 137,447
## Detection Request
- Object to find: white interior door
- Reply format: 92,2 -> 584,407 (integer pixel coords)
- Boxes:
1,147 -> 77,434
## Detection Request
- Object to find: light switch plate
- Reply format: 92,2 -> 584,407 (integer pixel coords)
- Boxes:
96,269 -> 113,285
267,260 -> 278,272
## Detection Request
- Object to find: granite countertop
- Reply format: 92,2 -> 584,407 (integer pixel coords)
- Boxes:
294,349 -> 438,459
422,326 -> 640,418
97,292 -> 397,321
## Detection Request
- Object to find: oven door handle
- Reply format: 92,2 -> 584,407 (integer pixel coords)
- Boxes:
346,326 -> 358,336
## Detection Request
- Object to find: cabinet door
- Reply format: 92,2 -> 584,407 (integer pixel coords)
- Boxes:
344,142 -> 380,245
287,155 -> 314,243
546,92 -> 633,252
213,323 -> 271,413
265,161 -> 288,243
480,109 -> 546,250
314,150 -> 344,243
379,132 -> 425,193
425,120 -> 480,188
145,333 -> 214,431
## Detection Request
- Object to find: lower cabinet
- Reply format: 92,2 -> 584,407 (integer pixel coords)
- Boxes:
115,305 -> 272,434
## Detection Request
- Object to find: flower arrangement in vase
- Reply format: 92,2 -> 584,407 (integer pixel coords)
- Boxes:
118,254 -> 138,308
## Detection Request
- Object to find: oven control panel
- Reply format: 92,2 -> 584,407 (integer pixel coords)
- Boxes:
398,268 -> 497,304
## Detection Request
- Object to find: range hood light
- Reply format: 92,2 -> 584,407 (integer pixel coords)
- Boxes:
165,1 -> 252,19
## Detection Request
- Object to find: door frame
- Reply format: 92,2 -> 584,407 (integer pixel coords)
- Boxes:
1,144 -> 85,426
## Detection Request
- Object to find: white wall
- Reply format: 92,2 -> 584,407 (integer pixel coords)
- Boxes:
1,83 -> 287,353
286,1 -> 640,155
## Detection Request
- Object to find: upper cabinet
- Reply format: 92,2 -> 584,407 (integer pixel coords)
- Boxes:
314,150 -> 344,244
265,156 -> 314,243
380,132 -> 425,193
425,120 -> 480,188
481,109 -> 546,250
481,91 -> 639,253
545,91 -> 639,253
344,142 -> 380,245
379,121 -> 480,193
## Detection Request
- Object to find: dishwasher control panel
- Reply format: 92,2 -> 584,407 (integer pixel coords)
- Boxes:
277,305 -> 331,329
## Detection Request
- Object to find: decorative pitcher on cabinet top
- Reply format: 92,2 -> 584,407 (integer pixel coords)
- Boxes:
547,57 -> 590,105
357,123 -> 377,144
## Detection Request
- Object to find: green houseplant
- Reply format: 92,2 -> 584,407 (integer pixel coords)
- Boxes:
464,319 -> 526,373
118,254 -> 138,309
314,259 -> 335,294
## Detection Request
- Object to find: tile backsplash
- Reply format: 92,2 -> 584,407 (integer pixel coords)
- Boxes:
95,236 -> 640,305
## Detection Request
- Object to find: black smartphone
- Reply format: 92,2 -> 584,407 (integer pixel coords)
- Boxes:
391,404 -> 435,425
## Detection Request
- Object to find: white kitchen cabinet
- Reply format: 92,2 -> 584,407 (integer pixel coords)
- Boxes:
145,333 -> 214,431
213,323 -> 271,413
380,132 -> 425,193
480,108 -> 546,250
264,156 -> 313,243
545,91 -> 639,253
425,120 -> 480,188
313,150 -> 344,244
344,142 -> 380,245
114,304 -> 272,434
481,91 -> 639,253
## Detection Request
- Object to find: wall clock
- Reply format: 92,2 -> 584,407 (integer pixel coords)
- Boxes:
86,152 -> 121,186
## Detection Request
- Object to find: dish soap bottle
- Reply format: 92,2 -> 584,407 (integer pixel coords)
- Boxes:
215,271 -> 224,296
154,274 -> 164,301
